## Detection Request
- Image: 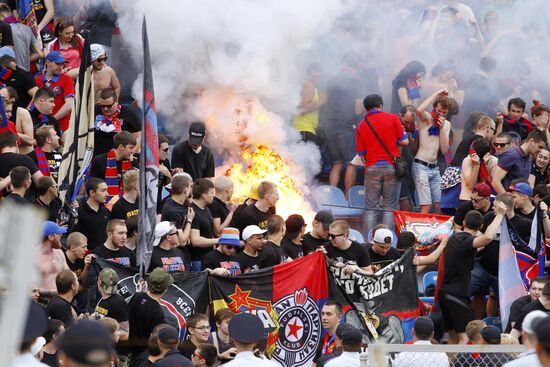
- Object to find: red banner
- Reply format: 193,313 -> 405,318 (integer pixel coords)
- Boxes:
394,211 -> 452,255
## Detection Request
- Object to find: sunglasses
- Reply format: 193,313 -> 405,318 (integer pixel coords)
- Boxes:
100,101 -> 116,109
96,57 -> 108,63
161,147 -> 170,152
167,231 -> 178,236
493,143 -> 508,148
224,245 -> 237,250
328,233 -> 345,240
470,197 -> 485,203
193,351 -> 204,360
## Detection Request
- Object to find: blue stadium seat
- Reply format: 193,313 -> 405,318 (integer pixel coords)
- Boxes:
349,229 -> 365,244
423,271 -> 438,292
483,317 -> 502,331
348,185 -> 365,209
314,186 -> 363,217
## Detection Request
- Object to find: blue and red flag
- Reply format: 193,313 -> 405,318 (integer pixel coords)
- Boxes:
137,16 -> 159,276
18,0 -> 39,36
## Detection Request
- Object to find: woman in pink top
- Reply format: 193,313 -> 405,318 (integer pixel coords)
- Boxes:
48,17 -> 84,81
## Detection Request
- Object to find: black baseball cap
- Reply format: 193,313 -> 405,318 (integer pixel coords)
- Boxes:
22,301 -> 48,342
157,325 -> 179,345
57,320 -> 114,366
314,210 -> 334,230
341,325 -> 363,345
189,122 -> 206,145
481,326 -> 501,345
413,316 -> 434,339
228,313 -> 265,343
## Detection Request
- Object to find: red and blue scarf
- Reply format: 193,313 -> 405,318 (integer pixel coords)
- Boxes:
105,149 -> 132,200
428,109 -> 446,136
504,115 -> 535,134
35,147 -> 50,176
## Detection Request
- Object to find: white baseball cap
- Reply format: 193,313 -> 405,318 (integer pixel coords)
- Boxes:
523,310 -> 548,334
373,228 -> 394,245
242,225 -> 267,241
153,221 -> 173,247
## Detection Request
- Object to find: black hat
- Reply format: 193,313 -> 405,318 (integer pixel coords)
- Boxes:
228,313 -> 265,343
335,323 -> 353,338
314,210 -> 334,230
535,315 -> 550,343
481,326 -> 501,345
189,122 -> 206,145
22,302 -> 48,342
157,326 -> 179,345
413,317 -> 434,339
57,320 -> 114,366
341,325 -> 363,345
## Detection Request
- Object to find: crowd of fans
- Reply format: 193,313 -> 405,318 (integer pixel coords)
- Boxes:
4,0 -> 550,367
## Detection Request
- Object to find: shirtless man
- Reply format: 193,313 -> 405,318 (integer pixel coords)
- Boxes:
91,44 -> 120,103
1,87 -> 34,154
413,89 -> 452,213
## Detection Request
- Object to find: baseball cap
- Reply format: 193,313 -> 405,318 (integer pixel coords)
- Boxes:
219,227 -> 241,246
523,310 -> 548,334
285,214 -> 305,234
481,325 -> 501,344
43,221 -> 68,237
228,313 -> 265,343
0,46 -> 15,59
90,43 -> 106,62
153,221 -> 173,247
157,326 -> 179,345
98,268 -> 118,295
373,228 -> 393,245
45,51 -> 67,64
188,122 -> 206,145
242,225 -> 267,241
473,183 -> 492,198
147,267 -> 173,293
535,316 -> 550,344
314,210 -> 334,230
335,323 -> 353,338
22,302 -> 48,343
508,182 -> 532,196
413,316 -> 434,339
31,336 -> 46,356
57,320 -> 113,366
341,325 -> 363,345
248,183 -> 260,201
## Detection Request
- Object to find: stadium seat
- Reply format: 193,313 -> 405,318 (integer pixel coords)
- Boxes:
349,228 -> 365,244
314,186 -> 363,217
348,185 -> 365,208
483,317 -> 502,331
423,271 -> 438,291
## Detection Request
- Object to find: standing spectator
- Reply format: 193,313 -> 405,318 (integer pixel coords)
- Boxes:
32,0 -> 55,44
453,183 -> 493,230
324,325 -> 362,367
437,205 -> 506,344
171,122 -> 215,180
493,132 -> 513,158
46,270 -> 79,326
535,317 -> 550,367
0,13 -> 12,47
28,87 -> 61,135
504,311 -> 547,367
530,148 -> 550,186
94,268 -> 129,341
42,319 -> 64,367
497,97 -> 533,143
149,221 -> 188,273
356,94 -> 408,233
313,301 -> 342,365
89,131 -> 138,201
208,308 -> 236,361
450,115 -> 496,166
390,60 -> 426,113
398,105 -> 418,211
507,277 -> 546,332
189,178 -> 218,271
293,62 -> 326,146
222,312 -> 273,366
367,228 -> 400,271
35,51 -> 74,132
5,165 -> 31,204
179,313 -> 211,360
454,319 -> 486,366
13,302 -> 48,367
325,220 -> 371,274
93,88 -> 140,157
231,181 -> 278,233
48,17 -> 84,80
64,232 -> 91,293
57,320 -> 115,367
131,323 -> 170,367
259,215 -> 285,268
1,85 -> 34,154
316,323 -> 353,367
156,326 -> 193,367
393,317 -> 448,367
325,51 -> 364,195
492,130 -> 546,193
202,227 -> 242,276
0,131 -> 42,197
157,134 -> 172,214
128,268 -> 172,354
37,221 -> 69,296
191,344 -> 219,367
0,49 -> 38,110
281,214 -> 305,260
74,178 -> 111,251
238,225 -> 267,273
414,91 -> 452,213
458,137 -> 497,203
111,169 -> 139,220
161,174 -> 194,250
209,176 -> 235,237
28,125 -> 62,182
301,210 -> 332,255
90,44 -> 120,102
93,219 -> 136,268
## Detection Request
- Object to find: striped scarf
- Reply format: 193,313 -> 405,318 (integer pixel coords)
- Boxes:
105,149 -> 132,200
35,147 -> 50,176
0,67 -> 13,86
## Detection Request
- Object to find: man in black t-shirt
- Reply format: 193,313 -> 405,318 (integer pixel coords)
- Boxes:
64,231 -> 91,313
301,210 -> 333,255
93,219 -> 136,268
238,225 -> 267,273
367,227 -> 400,271
209,176 -> 235,237
231,181 -> 278,234
27,87 -> 61,136
35,176 -> 62,222
94,268 -> 130,341
453,183 -> 493,230
111,169 -> 139,220
27,125 -> 61,182
511,281 -> 550,340
260,215 -> 285,268
325,220 -> 371,274
74,178 -> 111,250
5,165 -> 31,204
0,52 -> 36,109
202,227 -> 242,276
189,178 -> 218,271
149,221 -> 189,273
438,202 -> 506,344
171,122 -> 215,180
94,88 -> 141,157
281,214 -> 305,260
46,270 -> 79,326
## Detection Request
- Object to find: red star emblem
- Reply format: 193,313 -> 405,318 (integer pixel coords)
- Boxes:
286,318 -> 303,339
228,284 -> 252,309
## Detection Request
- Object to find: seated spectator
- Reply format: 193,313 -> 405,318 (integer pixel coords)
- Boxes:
27,87 -> 61,136
28,125 -> 62,182
259,214 -> 285,268
453,183 -> 493,230
511,281 -> 550,339
156,326 -> 193,367
46,270 -> 79,326
478,326 -> 512,365
325,220 -> 372,274
238,225 -> 267,273
74,177 -> 111,251
453,320 -> 486,366
48,17 -> 84,80
93,219 -> 136,268
37,221 -> 69,296
208,308 -> 236,362
93,88 -> 140,157
189,178 -> 218,271
394,317 -> 448,367
5,165 -> 31,204
325,325 -> 362,367
231,181 -> 278,233
41,319 -> 64,367
202,227 -> 242,276
209,176 -> 235,237
179,313 -> 210,360
281,214 -> 305,260
367,227 -> 400,271
301,210 -> 332,255
94,268 -> 129,342
458,137 -> 497,202
35,176 -> 62,222
90,44 -> 120,102
171,122 -> 215,180
191,343 -> 218,367
506,277 -> 546,332
149,221 -> 188,273
111,169 -> 139,220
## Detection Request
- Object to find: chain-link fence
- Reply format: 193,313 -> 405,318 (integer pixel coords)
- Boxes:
360,344 -> 528,367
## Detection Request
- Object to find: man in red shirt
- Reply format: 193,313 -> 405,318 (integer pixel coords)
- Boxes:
35,51 -> 74,132
356,94 -> 409,234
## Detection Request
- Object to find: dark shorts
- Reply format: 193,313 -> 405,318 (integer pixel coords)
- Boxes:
438,290 -> 474,333
470,260 -> 499,297
326,130 -> 356,164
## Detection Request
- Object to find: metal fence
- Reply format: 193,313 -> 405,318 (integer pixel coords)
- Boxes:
360,344 -> 528,367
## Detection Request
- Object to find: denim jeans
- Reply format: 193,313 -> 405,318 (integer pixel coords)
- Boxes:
363,163 -> 401,234
412,162 -> 441,205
